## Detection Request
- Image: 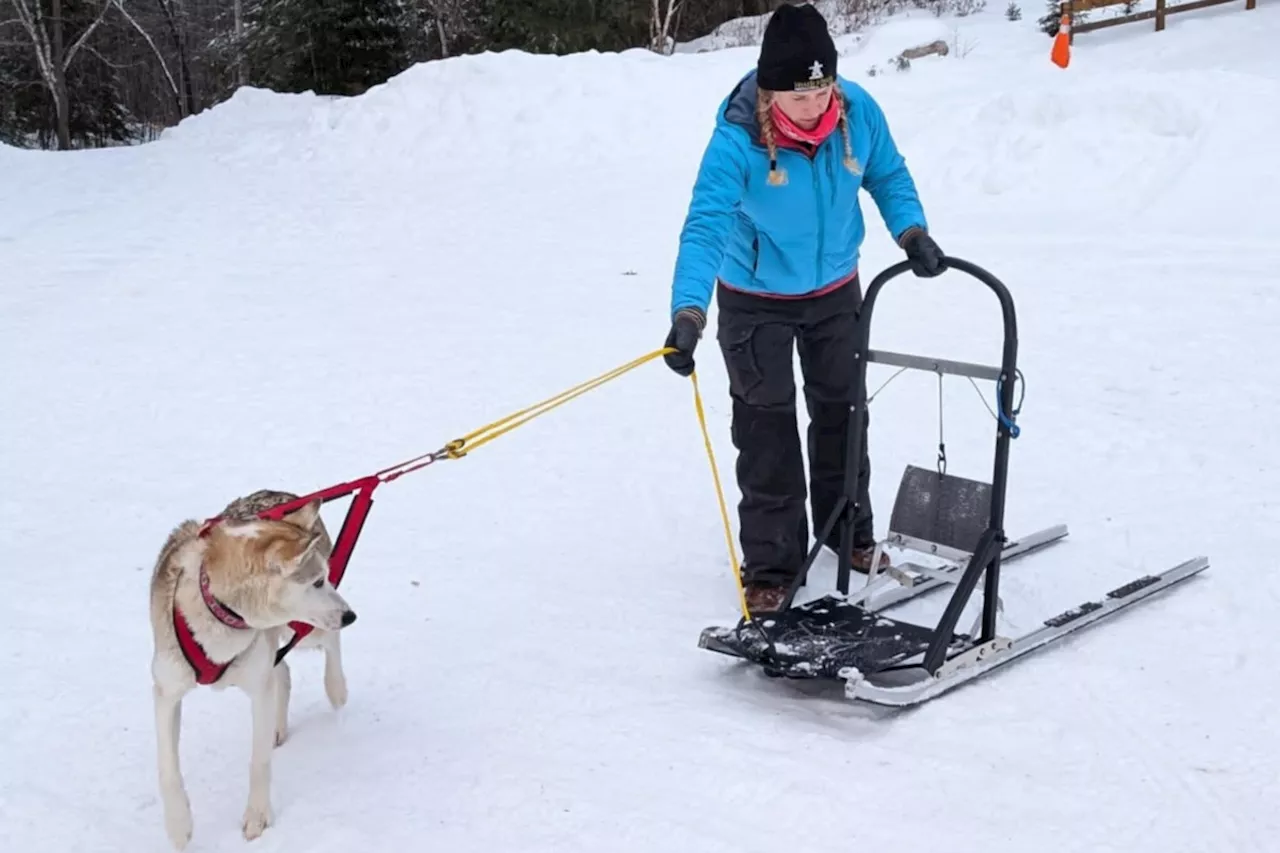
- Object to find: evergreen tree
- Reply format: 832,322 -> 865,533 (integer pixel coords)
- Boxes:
63,52 -> 133,146
0,49 -> 29,147
247,0 -> 412,96
1039,0 -> 1064,34
485,0 -> 649,55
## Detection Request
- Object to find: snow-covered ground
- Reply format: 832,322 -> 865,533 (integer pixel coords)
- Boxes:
4,5 -> 1279,851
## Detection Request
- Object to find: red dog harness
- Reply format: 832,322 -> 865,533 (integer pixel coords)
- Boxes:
173,561 -> 251,685
174,447 -> 442,684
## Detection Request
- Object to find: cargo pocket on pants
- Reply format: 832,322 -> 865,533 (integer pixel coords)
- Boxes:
717,321 -> 764,404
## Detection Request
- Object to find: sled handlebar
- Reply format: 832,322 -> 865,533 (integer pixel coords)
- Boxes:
858,255 -> 1019,419
861,256 -> 1018,362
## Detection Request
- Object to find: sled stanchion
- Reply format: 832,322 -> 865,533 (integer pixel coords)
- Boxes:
920,527 -> 1002,673
696,255 -> 1209,707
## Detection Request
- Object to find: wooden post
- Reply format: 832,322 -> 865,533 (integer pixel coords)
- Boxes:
1156,0 -> 1166,30
1246,0 -> 1256,9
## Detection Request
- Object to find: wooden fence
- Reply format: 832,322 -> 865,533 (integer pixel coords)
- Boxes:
1064,0 -> 1258,39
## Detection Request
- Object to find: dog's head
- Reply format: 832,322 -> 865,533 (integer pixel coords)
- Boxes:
205,499 -> 357,632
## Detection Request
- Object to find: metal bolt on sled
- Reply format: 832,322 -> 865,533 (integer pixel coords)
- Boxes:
696,256 -> 1209,708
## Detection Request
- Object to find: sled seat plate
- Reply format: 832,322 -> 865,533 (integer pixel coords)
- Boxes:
889,464 -> 993,556
698,594 -> 967,680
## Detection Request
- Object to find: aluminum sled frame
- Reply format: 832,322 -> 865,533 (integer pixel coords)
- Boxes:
697,257 -> 1209,708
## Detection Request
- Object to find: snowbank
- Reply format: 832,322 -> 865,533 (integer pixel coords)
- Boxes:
129,5 -> 1280,243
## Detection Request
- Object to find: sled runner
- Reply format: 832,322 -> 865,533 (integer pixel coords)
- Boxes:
697,256 -> 1209,707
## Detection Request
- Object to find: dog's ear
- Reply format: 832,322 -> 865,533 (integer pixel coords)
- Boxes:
282,498 -> 322,532
278,531 -> 325,576
301,530 -> 324,562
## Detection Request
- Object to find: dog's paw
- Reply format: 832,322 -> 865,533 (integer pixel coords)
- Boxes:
325,672 -> 348,709
163,800 -> 193,850
242,803 -> 272,841
274,724 -> 288,747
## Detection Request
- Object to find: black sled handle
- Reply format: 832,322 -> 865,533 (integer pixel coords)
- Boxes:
860,256 -> 1018,363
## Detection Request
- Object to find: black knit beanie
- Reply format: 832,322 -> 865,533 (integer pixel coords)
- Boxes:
757,4 -> 837,92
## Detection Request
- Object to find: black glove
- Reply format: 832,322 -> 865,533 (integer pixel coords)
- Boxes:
899,227 -> 945,277
663,308 -> 704,377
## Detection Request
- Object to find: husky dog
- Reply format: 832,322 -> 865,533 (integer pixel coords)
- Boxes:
148,489 -> 358,849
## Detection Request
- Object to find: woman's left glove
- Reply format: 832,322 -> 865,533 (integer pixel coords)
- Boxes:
899,227 -> 946,277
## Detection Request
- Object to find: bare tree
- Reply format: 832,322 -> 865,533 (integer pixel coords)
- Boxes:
650,0 -> 680,54
232,0 -> 244,84
152,0 -> 195,115
10,0 -> 112,148
113,0 -> 182,113
416,0 -> 485,59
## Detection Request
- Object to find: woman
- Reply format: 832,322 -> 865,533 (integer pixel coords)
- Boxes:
662,3 -> 944,613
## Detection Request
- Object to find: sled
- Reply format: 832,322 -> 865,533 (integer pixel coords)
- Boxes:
697,256 -> 1209,708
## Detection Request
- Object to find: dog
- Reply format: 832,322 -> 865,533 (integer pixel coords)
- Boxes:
149,489 -> 358,849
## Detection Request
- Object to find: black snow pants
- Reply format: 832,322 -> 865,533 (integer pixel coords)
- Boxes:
715,277 -> 874,588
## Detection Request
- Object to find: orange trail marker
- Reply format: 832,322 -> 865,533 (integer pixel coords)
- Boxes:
1051,12 -> 1071,68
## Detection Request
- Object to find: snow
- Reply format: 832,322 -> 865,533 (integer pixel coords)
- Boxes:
3,5 -> 1280,851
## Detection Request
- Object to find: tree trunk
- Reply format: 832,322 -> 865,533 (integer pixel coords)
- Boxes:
156,0 -> 194,117
233,0 -> 246,86
50,0 -> 70,149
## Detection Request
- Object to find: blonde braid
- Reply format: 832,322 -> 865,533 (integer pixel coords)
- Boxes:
756,90 -> 788,186
837,92 -> 860,176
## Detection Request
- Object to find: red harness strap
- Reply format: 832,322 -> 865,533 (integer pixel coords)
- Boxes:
267,476 -> 381,664
173,606 -> 234,685
181,443 -> 448,683
173,562 -> 253,685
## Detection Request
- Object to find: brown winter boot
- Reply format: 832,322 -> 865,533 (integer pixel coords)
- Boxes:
743,583 -> 788,614
850,545 -> 891,574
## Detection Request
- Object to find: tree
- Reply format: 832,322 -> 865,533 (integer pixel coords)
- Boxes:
485,0 -> 648,54
1039,0 -> 1065,34
247,0 -> 411,96
650,0 -> 679,54
9,0 -> 113,148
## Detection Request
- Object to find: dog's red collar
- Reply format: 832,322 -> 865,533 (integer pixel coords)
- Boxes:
198,562 -> 248,629
173,562 -> 250,685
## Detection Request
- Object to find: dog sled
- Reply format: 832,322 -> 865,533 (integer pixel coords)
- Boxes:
696,256 -> 1209,707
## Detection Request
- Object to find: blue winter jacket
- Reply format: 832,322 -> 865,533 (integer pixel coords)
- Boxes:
669,71 -> 928,317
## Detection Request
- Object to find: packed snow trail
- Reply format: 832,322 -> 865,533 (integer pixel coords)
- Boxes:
3,7 -> 1279,852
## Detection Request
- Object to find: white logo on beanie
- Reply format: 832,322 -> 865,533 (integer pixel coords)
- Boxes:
809,60 -> 824,80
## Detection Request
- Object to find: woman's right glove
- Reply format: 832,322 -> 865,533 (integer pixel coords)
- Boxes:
663,308 -> 705,377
